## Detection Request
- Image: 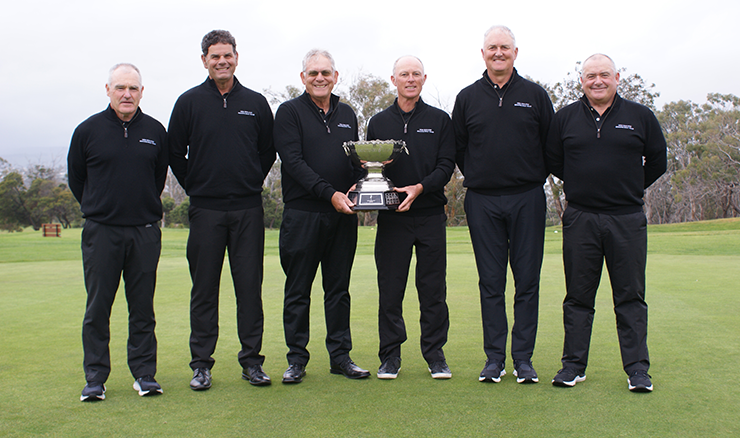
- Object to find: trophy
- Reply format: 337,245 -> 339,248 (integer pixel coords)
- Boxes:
342,140 -> 409,210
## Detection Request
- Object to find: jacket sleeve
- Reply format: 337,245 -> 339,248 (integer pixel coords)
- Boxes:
419,113 -> 456,192
545,112 -> 565,181
642,109 -> 667,189
257,95 -> 277,178
538,90 -> 555,174
155,124 -> 169,196
451,94 -> 468,176
274,102 -> 337,201
167,96 -> 189,191
67,125 -> 87,204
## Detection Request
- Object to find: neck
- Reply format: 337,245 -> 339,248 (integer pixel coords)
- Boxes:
213,77 -> 234,94
311,95 -> 331,113
487,69 -> 513,87
397,96 -> 419,113
587,96 -> 616,116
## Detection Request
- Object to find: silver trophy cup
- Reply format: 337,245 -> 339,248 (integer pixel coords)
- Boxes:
342,140 -> 409,210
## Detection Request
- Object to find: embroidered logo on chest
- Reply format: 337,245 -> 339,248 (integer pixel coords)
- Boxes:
139,138 -> 157,146
615,124 -> 634,131
238,110 -> 256,116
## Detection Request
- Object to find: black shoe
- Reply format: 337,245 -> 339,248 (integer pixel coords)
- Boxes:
133,375 -> 163,396
428,360 -> 452,379
282,363 -> 306,384
513,360 -> 539,384
80,381 -> 106,401
628,370 -> 653,392
190,367 -> 212,391
479,360 -> 505,382
242,365 -> 271,386
552,367 -> 586,387
330,358 -> 370,379
377,357 -> 401,379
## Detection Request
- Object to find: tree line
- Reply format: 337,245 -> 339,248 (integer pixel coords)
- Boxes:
1,66 -> 737,231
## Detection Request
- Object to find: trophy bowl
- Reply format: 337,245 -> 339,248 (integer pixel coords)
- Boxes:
342,140 -> 409,210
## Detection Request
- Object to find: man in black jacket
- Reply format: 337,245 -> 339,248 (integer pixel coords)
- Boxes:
68,63 -> 168,401
274,49 -> 368,384
546,54 -> 666,392
168,30 -> 276,389
366,55 -> 455,380
452,25 -> 553,384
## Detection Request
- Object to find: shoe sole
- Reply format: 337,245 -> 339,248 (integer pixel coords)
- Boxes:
479,370 -> 505,383
429,369 -> 452,379
190,381 -> 212,391
80,393 -> 105,401
552,375 -> 586,387
282,371 -> 306,384
377,372 -> 399,379
513,370 -> 539,384
242,373 -> 272,386
133,381 -> 163,396
628,379 -> 653,392
330,369 -> 371,379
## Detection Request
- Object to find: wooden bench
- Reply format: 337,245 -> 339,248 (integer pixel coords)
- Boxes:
42,223 -> 61,237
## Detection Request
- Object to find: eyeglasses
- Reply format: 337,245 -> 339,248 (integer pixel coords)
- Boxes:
305,70 -> 334,78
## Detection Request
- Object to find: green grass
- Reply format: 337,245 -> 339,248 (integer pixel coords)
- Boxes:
1,219 -> 739,437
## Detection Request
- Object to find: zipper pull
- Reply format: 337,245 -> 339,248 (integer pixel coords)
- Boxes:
404,123 -> 408,134
499,97 -> 503,107
223,97 -> 227,108
597,128 -> 601,139
124,126 -> 128,138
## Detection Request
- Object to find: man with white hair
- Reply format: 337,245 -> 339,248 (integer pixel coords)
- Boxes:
68,63 -> 168,401
452,25 -> 554,384
546,54 -> 666,392
366,55 -> 455,380
274,49 -> 368,384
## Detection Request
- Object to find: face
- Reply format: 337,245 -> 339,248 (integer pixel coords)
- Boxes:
201,42 -> 238,82
300,55 -> 338,102
105,67 -> 143,121
481,29 -> 518,76
391,57 -> 426,101
580,56 -> 620,107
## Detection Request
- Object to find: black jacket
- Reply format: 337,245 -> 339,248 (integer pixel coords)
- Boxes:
452,68 -> 554,195
366,98 -> 455,214
274,92 -> 361,212
168,77 -> 275,211
546,94 -> 667,214
68,106 -> 168,226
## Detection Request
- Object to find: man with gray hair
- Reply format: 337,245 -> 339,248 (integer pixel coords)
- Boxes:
452,25 -> 553,384
366,55 -> 455,380
69,63 -> 168,401
274,49 -> 368,384
546,54 -> 666,392
169,29 -> 276,390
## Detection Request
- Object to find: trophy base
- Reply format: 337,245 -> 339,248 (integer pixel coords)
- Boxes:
348,190 -> 402,211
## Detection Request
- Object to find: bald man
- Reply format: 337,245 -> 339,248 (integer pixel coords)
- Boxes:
366,55 -> 455,380
69,63 -> 168,401
546,54 -> 666,392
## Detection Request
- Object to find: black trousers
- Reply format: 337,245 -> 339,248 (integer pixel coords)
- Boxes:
375,212 -> 449,364
560,207 -> 650,374
187,205 -> 265,370
464,187 -> 545,364
280,208 -> 357,366
81,220 -> 161,383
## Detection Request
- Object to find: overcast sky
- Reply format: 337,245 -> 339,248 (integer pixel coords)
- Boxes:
1,0 -> 738,167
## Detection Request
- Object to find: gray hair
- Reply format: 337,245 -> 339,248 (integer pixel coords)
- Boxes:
483,25 -> 517,49
108,63 -> 142,86
581,54 -> 618,77
302,49 -> 336,73
392,55 -> 425,76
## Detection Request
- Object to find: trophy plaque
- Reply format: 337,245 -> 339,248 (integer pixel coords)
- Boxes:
342,140 -> 409,210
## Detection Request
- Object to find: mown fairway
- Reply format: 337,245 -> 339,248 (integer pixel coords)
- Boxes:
1,219 -> 738,437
